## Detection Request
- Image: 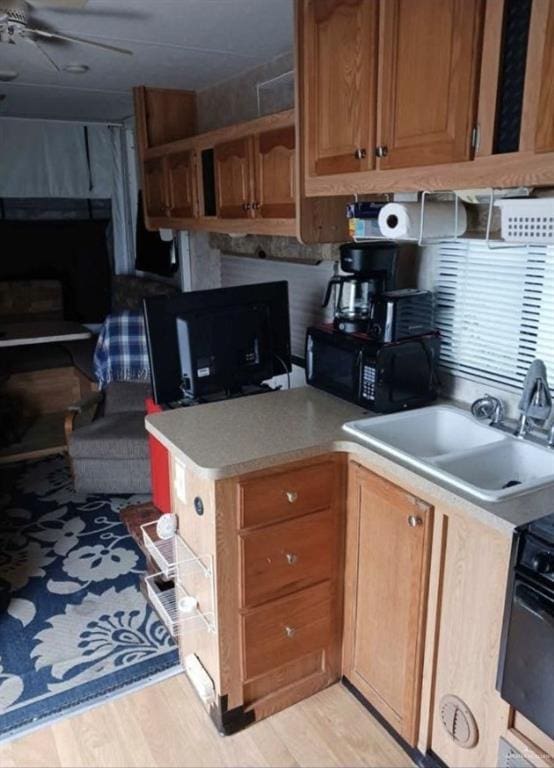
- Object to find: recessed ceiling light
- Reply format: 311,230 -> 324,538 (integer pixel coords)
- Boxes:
63,64 -> 89,74
0,70 -> 18,82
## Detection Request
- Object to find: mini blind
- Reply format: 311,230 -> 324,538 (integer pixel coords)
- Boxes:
220,255 -> 334,359
433,240 -> 554,391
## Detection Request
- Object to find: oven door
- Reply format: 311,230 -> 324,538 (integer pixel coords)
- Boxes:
499,577 -> 554,739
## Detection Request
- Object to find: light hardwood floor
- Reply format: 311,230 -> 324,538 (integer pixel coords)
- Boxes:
0,677 -> 414,768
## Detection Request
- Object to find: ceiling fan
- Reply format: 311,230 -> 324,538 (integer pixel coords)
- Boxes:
0,0 -> 133,70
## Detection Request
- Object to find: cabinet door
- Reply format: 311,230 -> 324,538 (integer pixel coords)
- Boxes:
167,150 -> 197,219
378,0 -> 483,170
253,126 -> 296,219
343,464 -> 432,745
533,0 -> 554,152
302,0 -> 378,176
214,137 -> 253,219
143,157 -> 168,219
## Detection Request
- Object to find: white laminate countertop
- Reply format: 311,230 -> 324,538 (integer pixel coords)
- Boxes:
145,386 -> 554,534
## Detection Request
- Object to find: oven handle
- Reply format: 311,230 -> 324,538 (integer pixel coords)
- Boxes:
515,582 -> 554,629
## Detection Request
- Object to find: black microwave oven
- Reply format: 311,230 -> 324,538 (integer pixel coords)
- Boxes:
305,325 -> 440,413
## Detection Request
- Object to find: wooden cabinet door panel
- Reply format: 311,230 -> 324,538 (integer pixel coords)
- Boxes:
143,157 -> 168,219
303,0 -> 378,176
535,0 -> 554,152
242,580 -> 332,680
214,137 -> 253,219
254,126 -> 296,219
240,508 -> 336,607
343,465 -> 432,745
378,0 -> 483,170
167,150 -> 197,219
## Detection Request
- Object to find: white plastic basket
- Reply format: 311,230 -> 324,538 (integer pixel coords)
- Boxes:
496,198 -> 554,244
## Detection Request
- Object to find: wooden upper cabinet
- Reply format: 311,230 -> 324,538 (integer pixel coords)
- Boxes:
302,0 -> 378,176
254,126 -> 296,219
214,137 -> 253,219
343,464 -> 432,746
167,150 -> 197,219
535,2 -> 554,152
143,157 -> 168,219
521,0 -> 554,153
377,0 -> 484,170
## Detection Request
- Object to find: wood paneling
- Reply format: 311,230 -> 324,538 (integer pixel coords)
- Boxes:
534,0 -> 554,152
214,137 -> 253,219
303,0 -> 378,175
254,126 -> 296,219
343,464 -> 432,746
377,0 -> 484,170
429,511 -> 511,768
143,157 -> 168,220
239,460 -> 335,528
510,713 -> 554,767
242,580 -> 333,680
167,150 -> 197,219
240,508 -> 336,607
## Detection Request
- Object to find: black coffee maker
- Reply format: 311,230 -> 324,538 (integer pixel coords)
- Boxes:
322,242 -> 399,334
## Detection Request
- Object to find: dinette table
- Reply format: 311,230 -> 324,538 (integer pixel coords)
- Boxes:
0,320 -> 92,349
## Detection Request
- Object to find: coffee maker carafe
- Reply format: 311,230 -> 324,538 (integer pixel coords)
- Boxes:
322,242 -> 399,334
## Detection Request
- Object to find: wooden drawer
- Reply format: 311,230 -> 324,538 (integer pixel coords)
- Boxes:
241,508 -> 336,607
242,580 -> 332,680
239,461 -> 335,528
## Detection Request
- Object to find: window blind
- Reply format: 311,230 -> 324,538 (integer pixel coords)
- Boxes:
433,240 -> 554,391
220,255 -> 334,359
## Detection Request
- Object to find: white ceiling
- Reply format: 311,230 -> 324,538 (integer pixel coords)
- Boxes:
0,0 -> 293,122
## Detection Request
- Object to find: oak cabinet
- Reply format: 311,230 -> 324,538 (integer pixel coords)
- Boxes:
302,0 -> 378,175
254,126 -> 296,219
529,0 -> 554,153
214,137 -> 253,219
143,157 -> 169,219
215,128 -> 296,220
377,0 -> 483,169
166,150 -> 197,219
343,463 -> 432,746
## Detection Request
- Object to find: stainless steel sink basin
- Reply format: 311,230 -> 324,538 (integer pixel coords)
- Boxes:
343,405 -> 554,502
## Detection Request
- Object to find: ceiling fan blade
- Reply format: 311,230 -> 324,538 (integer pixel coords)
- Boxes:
26,28 -> 133,55
28,0 -> 88,8
32,38 -> 61,71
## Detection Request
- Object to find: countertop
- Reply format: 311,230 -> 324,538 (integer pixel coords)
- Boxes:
145,386 -> 554,534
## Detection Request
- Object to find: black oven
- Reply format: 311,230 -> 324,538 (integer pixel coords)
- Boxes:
305,325 -> 439,413
497,513 -> 554,739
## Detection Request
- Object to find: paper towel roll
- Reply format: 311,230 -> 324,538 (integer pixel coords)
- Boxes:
378,201 -> 467,240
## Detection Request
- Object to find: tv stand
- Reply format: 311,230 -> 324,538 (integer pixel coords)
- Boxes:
166,383 -> 278,410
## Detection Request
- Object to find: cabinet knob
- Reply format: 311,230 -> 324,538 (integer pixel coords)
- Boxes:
252,201 -> 260,210
285,552 -> 298,565
376,145 -> 389,158
242,202 -> 251,211
354,148 -> 367,160
408,515 -> 423,528
284,626 -> 296,639
285,491 -> 298,503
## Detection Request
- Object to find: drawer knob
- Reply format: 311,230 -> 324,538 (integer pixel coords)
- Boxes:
285,552 -> 298,565
285,491 -> 298,503
408,515 -> 423,527
284,625 -> 296,639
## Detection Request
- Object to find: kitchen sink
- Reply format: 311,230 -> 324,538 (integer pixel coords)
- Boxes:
343,405 -> 554,502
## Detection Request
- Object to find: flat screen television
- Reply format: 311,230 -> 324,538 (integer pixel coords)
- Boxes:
143,282 -> 291,405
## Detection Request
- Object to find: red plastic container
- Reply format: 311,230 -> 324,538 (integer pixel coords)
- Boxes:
146,398 -> 171,514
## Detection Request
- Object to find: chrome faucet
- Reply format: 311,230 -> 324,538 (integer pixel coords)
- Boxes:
471,394 -> 505,426
515,360 -> 552,438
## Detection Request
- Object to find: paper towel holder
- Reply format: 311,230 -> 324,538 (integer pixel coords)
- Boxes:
352,190 -> 464,246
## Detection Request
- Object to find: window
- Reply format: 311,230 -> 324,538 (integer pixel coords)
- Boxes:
433,241 -> 554,392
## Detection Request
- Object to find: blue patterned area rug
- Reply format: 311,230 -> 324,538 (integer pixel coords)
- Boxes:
0,456 -> 180,743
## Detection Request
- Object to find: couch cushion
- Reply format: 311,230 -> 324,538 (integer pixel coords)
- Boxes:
68,411 -> 149,460
72,458 -> 151,495
103,381 -> 151,415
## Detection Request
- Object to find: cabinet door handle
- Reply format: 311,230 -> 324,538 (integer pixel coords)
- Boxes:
285,491 -> 298,503
284,626 -> 296,639
376,145 -> 389,158
285,552 -> 298,565
242,202 -> 251,211
408,515 -> 423,528
252,201 -> 260,210
354,148 -> 367,160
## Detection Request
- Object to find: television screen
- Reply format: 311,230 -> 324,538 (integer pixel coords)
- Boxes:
143,282 -> 291,405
